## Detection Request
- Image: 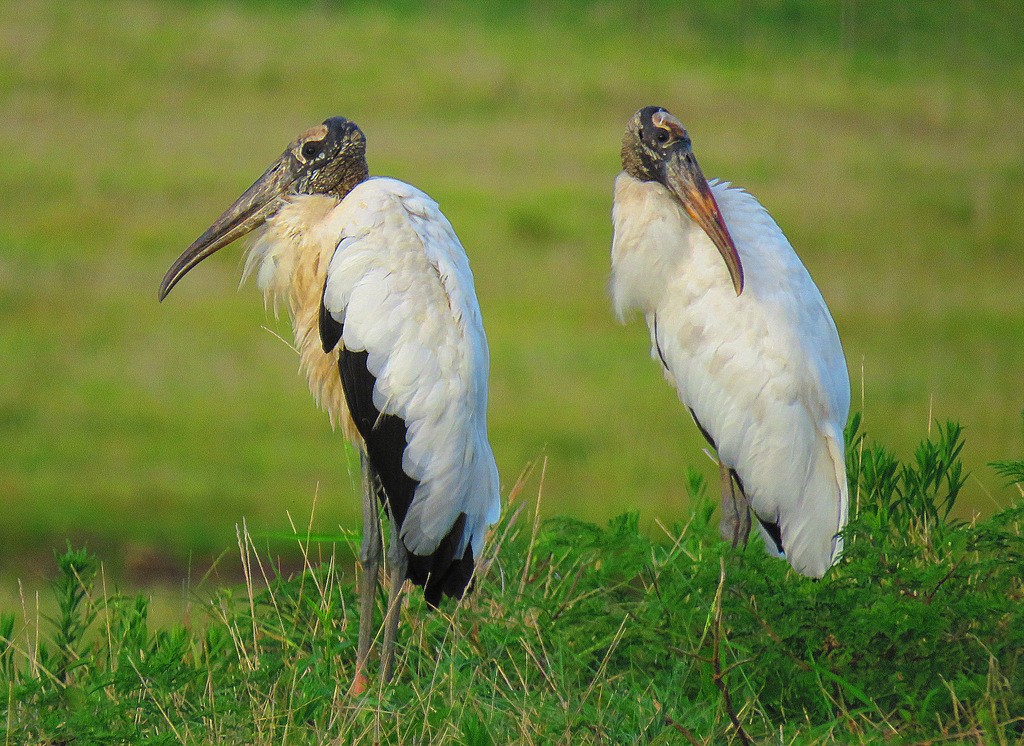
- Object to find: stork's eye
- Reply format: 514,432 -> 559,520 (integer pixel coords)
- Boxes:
301,142 -> 322,159
655,130 -> 670,145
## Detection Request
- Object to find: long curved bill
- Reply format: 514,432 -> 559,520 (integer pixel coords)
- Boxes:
663,145 -> 745,296
159,154 -> 297,300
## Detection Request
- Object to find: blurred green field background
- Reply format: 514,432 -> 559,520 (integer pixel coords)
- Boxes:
2,0 -> 1022,580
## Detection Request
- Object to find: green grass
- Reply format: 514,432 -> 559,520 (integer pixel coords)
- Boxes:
2,0 -> 1024,573
1,417 -> 1021,742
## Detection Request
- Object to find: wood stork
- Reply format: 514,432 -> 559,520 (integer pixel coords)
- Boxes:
159,117 -> 500,686
611,106 -> 850,578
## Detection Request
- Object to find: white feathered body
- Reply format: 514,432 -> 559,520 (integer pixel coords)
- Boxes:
611,173 -> 850,577
245,177 -> 500,561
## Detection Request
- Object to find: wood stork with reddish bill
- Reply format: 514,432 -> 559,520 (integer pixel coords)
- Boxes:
159,116 -> 500,687
611,106 -> 850,578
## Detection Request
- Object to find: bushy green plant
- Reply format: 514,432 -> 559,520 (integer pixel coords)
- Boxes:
1,419 -> 1021,743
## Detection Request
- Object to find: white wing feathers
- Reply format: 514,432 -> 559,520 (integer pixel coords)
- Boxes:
612,175 -> 850,577
321,178 -> 500,559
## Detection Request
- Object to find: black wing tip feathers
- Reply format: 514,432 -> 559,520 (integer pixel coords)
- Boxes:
333,309 -> 477,608
757,516 -> 785,555
688,407 -> 717,450
338,348 -> 417,526
319,280 -> 343,353
408,513 -> 476,608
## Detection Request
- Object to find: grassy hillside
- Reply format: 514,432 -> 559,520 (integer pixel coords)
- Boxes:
1,0 -> 1023,573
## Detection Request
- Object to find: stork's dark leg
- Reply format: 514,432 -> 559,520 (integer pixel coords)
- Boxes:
380,519 -> 408,683
354,452 -> 382,693
718,461 -> 752,548
687,406 -> 753,550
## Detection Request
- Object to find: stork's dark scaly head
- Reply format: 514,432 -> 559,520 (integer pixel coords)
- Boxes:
622,106 -> 744,295
159,116 -> 369,300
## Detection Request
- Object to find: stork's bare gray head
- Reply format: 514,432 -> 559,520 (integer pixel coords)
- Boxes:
622,106 -> 744,295
159,117 -> 369,300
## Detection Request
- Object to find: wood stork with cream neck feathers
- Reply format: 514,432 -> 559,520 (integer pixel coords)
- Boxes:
159,116 -> 500,686
611,106 -> 850,578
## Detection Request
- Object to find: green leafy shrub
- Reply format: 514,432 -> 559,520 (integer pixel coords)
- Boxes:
1,417 -> 1021,743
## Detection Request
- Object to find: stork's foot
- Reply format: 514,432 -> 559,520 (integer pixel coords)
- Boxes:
718,461 -> 752,548
349,668 -> 370,696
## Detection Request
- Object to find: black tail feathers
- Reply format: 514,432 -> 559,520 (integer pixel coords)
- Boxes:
406,513 -> 477,608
